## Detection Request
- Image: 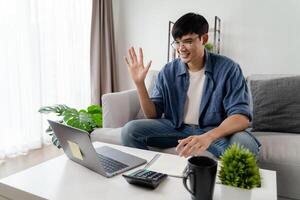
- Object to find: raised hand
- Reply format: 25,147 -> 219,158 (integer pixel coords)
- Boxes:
124,47 -> 152,85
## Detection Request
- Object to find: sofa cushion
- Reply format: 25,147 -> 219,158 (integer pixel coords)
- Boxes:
251,131 -> 300,165
249,76 -> 300,133
91,128 -> 123,145
251,131 -> 300,198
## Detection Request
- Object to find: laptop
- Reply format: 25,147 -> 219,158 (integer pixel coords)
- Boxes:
48,120 -> 147,178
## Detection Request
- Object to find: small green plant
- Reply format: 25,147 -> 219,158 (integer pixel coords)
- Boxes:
205,43 -> 214,52
38,104 -> 102,148
218,143 -> 261,189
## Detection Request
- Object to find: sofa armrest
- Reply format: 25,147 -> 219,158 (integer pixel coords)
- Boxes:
102,89 -> 140,128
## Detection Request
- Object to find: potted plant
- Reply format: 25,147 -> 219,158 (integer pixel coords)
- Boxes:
218,143 -> 261,189
205,42 -> 214,52
38,104 -> 102,148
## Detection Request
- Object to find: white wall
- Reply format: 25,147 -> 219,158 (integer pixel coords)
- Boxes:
113,0 -> 300,91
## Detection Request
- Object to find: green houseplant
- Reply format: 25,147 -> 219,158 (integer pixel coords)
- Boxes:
204,42 -> 214,52
38,104 -> 102,148
218,143 -> 261,189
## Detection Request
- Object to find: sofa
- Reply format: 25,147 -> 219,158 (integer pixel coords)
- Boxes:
91,71 -> 300,200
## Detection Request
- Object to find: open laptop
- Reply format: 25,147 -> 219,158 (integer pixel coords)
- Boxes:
48,120 -> 147,178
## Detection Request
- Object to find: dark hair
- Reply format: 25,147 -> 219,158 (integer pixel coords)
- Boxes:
172,13 -> 209,40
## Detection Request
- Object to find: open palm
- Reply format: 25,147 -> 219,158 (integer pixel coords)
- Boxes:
124,47 -> 152,85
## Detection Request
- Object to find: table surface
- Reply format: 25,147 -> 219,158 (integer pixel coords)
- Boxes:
0,142 -> 277,200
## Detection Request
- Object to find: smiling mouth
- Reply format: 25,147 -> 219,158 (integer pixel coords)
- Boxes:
179,53 -> 190,58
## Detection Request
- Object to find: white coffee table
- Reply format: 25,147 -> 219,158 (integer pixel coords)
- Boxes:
0,142 -> 277,200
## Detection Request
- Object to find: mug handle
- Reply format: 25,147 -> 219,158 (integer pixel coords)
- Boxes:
182,170 -> 195,196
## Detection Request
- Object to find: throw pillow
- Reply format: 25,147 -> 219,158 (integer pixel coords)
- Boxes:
250,76 -> 300,133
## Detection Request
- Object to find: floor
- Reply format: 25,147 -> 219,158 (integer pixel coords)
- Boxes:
0,145 -> 63,179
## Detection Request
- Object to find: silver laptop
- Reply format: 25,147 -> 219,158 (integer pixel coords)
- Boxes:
48,120 -> 147,178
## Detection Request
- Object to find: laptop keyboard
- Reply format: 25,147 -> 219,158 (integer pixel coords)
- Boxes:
97,154 -> 128,173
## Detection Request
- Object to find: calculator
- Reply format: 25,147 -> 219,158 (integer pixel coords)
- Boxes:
122,169 -> 168,189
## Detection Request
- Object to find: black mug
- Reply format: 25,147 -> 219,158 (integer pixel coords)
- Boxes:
183,156 -> 217,200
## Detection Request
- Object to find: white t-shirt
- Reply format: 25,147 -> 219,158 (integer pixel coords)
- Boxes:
183,69 -> 206,125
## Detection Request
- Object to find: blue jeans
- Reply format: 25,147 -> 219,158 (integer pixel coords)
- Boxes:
121,119 -> 261,158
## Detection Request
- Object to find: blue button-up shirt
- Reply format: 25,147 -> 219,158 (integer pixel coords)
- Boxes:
150,50 -> 252,132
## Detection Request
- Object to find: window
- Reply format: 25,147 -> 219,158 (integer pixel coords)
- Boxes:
0,0 -> 92,160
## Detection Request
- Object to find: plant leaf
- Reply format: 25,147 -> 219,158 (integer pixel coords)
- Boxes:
218,143 -> 261,189
92,113 -> 102,127
38,104 -> 72,116
87,105 -> 102,114
39,104 -> 102,147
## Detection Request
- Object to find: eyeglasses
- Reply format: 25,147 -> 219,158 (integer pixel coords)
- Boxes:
171,36 -> 200,49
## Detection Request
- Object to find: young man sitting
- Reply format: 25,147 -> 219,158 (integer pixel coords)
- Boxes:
122,12 -> 261,158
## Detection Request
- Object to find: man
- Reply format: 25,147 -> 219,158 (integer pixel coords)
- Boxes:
122,13 -> 261,158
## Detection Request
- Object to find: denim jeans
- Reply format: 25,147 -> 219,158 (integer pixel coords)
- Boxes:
121,119 -> 261,158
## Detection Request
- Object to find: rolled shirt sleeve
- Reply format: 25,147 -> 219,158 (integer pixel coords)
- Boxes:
150,71 -> 164,118
223,63 -> 252,121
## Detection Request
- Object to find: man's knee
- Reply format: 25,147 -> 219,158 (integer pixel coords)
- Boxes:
121,120 -> 147,147
121,121 -> 137,146
229,131 -> 261,157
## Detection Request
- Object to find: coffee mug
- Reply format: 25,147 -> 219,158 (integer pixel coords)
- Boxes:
183,156 -> 217,200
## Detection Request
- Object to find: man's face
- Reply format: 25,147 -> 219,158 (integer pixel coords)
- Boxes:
173,33 -> 206,64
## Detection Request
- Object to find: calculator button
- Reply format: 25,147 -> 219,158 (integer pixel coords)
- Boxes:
123,169 -> 167,189
147,172 -> 157,178
134,170 -> 146,177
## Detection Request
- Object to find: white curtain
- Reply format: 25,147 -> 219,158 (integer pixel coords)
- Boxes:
0,0 -> 92,163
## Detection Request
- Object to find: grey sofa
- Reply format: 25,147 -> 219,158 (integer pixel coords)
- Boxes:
91,71 -> 300,200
